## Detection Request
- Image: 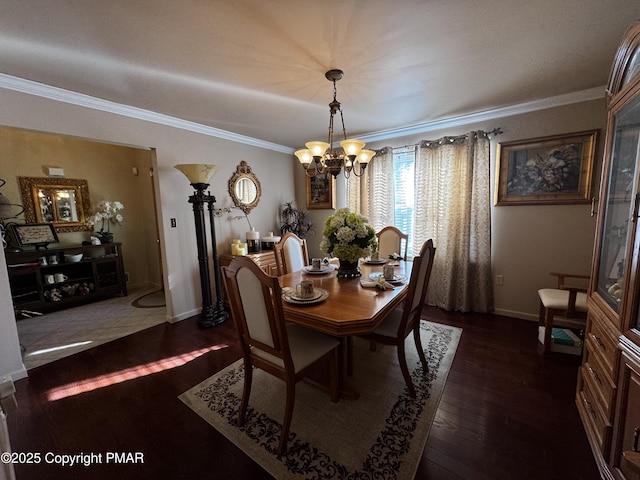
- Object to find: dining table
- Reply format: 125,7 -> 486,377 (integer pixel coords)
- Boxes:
278,259 -> 413,399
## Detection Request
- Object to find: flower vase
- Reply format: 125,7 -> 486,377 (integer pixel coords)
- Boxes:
337,259 -> 361,278
98,231 -> 114,243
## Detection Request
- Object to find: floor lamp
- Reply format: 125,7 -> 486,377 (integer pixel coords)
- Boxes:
175,164 -> 228,328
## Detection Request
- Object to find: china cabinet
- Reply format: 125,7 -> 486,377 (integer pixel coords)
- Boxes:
576,21 -> 640,479
6,242 -> 127,316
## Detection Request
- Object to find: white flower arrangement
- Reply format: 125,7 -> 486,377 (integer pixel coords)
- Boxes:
87,200 -> 124,234
320,208 -> 377,263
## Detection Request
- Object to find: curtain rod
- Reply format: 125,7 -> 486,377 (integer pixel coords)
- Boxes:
392,127 -> 503,150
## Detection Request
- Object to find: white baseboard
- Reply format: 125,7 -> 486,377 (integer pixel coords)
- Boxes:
6,366 -> 27,381
168,308 -> 200,323
493,309 -> 586,331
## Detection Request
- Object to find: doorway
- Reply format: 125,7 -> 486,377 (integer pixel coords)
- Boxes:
1,127 -> 165,369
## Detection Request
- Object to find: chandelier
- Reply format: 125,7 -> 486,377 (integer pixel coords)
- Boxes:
295,69 -> 375,178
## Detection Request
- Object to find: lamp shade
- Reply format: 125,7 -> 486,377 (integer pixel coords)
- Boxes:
340,139 -> 365,157
305,141 -> 330,158
174,164 -> 220,184
357,149 -> 376,164
294,149 -> 313,166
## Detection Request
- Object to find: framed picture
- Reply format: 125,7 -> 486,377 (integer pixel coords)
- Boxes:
9,223 -> 59,248
306,172 -> 336,209
494,130 -> 598,205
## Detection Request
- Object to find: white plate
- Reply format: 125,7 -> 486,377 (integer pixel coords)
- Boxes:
368,272 -> 407,285
363,259 -> 388,265
303,264 -> 336,275
283,288 -> 329,305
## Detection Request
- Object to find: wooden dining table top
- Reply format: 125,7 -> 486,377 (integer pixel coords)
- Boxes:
278,260 -> 412,337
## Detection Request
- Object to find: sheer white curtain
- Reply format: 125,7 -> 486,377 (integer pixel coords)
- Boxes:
349,135 -> 493,312
346,147 -> 393,231
414,131 -> 493,312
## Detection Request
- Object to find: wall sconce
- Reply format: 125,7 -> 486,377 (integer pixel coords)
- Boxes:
174,164 -> 228,328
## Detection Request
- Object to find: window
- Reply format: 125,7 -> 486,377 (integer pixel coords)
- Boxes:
392,146 -> 416,258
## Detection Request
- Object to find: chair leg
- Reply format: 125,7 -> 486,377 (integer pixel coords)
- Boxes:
397,341 -> 416,398
278,379 -> 296,456
238,360 -> 252,426
413,324 -> 429,374
543,309 -> 554,354
538,302 -> 546,327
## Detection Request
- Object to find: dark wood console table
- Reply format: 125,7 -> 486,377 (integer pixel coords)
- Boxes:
6,242 -> 127,317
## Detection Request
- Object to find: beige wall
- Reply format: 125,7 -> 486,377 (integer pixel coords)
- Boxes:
299,98 -> 607,321
0,127 -> 160,289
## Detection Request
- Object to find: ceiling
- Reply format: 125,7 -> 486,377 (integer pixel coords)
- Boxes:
1,1 -> 638,150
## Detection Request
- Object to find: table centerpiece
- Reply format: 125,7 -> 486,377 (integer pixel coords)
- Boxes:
320,208 -> 377,278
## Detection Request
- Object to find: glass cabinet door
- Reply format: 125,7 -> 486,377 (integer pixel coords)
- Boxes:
596,94 -> 640,313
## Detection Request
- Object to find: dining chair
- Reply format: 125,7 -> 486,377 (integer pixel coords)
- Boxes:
221,256 -> 339,456
376,226 -> 409,260
538,272 -> 589,354
274,232 -> 309,275
359,239 -> 435,398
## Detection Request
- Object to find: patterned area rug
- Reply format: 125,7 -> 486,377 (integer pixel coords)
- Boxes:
179,320 -> 461,480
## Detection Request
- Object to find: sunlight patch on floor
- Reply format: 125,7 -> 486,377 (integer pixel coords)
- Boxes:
26,341 -> 94,356
46,343 -> 228,401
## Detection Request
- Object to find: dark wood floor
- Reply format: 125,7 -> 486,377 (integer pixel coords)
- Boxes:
6,307 -> 600,480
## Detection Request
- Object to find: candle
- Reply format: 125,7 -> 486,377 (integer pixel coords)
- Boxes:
231,243 -> 239,255
246,228 -> 260,253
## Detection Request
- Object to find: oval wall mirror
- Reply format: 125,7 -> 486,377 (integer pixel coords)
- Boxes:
228,161 -> 261,213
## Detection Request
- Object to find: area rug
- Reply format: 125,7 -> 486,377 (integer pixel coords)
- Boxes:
179,320 -> 461,479
131,289 -> 165,308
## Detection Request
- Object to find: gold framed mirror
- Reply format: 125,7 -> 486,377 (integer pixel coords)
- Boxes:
228,161 -> 261,213
18,177 -> 92,232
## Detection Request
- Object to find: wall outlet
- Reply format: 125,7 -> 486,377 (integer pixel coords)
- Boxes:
496,274 -> 504,286
170,218 -> 177,228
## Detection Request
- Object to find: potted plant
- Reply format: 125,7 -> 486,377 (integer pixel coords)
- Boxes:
279,201 -> 313,239
87,200 -> 124,243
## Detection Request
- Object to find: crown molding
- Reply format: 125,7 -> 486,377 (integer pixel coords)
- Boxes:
0,73 -> 294,154
359,86 -> 606,143
0,73 -> 604,151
